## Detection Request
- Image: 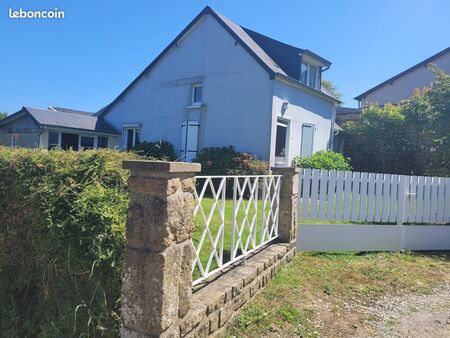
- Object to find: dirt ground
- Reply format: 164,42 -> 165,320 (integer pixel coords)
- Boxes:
355,283 -> 450,338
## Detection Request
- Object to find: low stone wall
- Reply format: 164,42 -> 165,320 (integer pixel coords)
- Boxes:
181,242 -> 295,338
120,161 -> 299,338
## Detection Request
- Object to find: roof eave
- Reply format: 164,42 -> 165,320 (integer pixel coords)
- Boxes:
40,124 -> 120,135
275,74 -> 341,104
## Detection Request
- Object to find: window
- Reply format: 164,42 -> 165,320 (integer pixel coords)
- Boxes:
300,62 -> 319,89
125,128 -> 140,150
48,131 -> 60,150
98,136 -> 108,149
300,124 -> 314,157
275,119 -> 289,165
309,66 -> 317,89
191,84 -> 202,105
300,62 -> 309,85
80,136 -> 94,151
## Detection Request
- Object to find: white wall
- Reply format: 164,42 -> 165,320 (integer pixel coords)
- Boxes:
362,52 -> 450,106
270,80 -> 335,166
297,224 -> 450,251
103,14 -> 273,160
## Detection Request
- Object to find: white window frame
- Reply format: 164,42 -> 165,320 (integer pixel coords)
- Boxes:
300,62 -> 320,90
191,83 -> 202,106
275,118 -> 290,166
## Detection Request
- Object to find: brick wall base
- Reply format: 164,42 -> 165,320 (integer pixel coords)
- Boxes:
177,242 -> 295,337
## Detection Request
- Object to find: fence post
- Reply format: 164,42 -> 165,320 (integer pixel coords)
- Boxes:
271,167 -> 300,244
121,160 -> 201,337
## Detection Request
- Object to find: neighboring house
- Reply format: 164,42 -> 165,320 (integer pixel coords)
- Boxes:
99,6 -> 339,166
335,106 -> 361,126
0,106 -> 119,150
355,46 -> 450,107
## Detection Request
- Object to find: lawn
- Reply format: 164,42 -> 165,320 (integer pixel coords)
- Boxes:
192,195 -> 274,280
228,251 -> 450,337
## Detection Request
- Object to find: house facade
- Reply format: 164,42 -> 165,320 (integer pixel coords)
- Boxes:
99,7 -> 339,166
355,46 -> 450,107
0,107 -> 119,150
1,7 -> 339,166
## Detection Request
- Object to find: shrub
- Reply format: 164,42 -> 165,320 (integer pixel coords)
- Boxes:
132,140 -> 176,160
0,148 -> 136,337
292,151 -> 352,171
193,146 -> 269,175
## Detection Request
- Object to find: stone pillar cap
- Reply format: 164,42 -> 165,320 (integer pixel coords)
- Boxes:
123,160 -> 201,173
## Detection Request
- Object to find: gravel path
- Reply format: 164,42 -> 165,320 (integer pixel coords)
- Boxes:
360,284 -> 450,338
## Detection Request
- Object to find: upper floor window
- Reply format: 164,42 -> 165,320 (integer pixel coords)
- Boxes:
300,62 -> 320,90
191,84 -> 202,105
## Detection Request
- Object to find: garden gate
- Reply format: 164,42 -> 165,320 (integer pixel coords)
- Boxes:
297,169 -> 450,251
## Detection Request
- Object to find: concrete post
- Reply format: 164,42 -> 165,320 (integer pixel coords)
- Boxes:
120,160 -> 201,338
271,167 -> 300,244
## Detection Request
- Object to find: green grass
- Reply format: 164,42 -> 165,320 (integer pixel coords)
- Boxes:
192,197 -> 273,279
228,251 -> 450,337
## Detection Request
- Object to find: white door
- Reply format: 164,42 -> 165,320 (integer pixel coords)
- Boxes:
181,121 -> 199,162
300,124 -> 314,157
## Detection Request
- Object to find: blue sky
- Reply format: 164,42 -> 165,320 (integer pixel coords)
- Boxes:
1,0 -> 449,113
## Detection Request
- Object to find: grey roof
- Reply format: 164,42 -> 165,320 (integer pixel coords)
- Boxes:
98,6 -> 337,117
0,107 -> 120,135
336,106 -> 360,115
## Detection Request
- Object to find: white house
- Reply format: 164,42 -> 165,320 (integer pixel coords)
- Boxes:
99,6 -> 339,166
355,46 -> 450,107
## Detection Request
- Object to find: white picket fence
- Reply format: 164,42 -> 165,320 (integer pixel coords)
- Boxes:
297,169 -> 450,251
299,169 -> 450,224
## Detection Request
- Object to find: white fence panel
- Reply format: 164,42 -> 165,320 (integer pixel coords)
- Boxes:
299,169 -> 450,225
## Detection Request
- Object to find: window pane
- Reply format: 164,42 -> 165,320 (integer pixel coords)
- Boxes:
98,136 -> 108,148
134,130 -> 140,146
300,62 -> 308,84
275,124 -> 287,157
80,136 -> 94,150
126,129 -> 134,150
48,131 -> 59,145
193,85 -> 202,103
309,66 -> 317,89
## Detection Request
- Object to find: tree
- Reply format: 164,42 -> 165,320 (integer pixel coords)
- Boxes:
342,65 -> 450,176
321,79 -> 343,102
342,104 -> 418,174
0,112 -> 7,120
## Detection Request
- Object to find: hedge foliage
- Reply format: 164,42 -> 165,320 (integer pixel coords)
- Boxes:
132,140 -> 176,161
0,148 -> 136,337
292,151 -> 352,171
193,146 -> 269,175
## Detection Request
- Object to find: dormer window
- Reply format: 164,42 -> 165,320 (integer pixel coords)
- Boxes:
300,62 -> 320,90
191,83 -> 202,105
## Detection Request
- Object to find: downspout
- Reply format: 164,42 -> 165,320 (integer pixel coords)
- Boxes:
320,64 -> 334,150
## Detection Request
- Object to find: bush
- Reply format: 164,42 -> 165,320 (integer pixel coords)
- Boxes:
193,146 -> 269,175
0,148 -> 136,337
292,151 -> 352,171
132,140 -> 176,160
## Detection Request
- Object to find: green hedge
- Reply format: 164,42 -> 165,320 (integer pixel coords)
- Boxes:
132,140 -> 176,160
0,148 -> 136,337
193,146 -> 269,175
292,151 -> 352,171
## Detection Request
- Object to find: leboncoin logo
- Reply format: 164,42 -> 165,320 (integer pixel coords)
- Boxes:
9,8 -> 65,19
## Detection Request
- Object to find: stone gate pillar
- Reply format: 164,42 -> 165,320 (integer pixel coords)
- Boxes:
271,167 -> 300,244
120,160 -> 201,337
